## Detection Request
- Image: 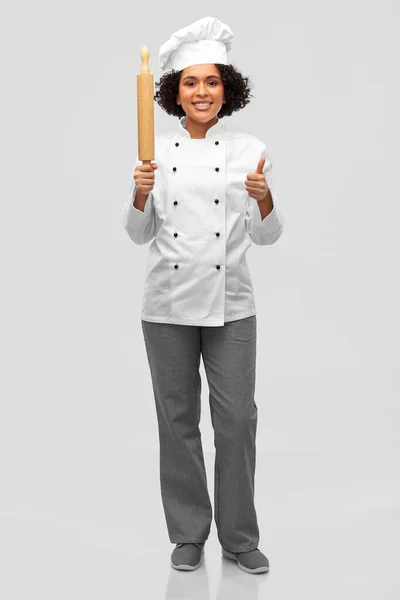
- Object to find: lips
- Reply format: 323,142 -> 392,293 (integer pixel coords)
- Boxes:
193,102 -> 212,111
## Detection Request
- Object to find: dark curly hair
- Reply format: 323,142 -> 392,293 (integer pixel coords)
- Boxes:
154,63 -> 254,119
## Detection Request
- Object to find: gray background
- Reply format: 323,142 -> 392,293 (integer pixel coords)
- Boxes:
1,1 -> 399,598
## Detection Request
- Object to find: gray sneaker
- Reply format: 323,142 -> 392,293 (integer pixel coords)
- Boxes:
171,542 -> 205,570
222,547 -> 269,574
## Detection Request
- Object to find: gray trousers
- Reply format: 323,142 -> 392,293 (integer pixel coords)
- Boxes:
141,315 -> 260,554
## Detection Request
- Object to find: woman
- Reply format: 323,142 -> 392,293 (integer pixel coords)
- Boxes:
122,16 -> 284,574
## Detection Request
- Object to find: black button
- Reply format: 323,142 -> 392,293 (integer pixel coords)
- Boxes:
174,264 -> 178,269
174,200 -> 178,205
173,167 -> 177,171
175,142 -> 179,146
215,167 -> 219,172
214,199 -> 219,204
216,265 -> 221,270
174,233 -> 178,237
215,141 -> 219,145
216,232 -> 220,237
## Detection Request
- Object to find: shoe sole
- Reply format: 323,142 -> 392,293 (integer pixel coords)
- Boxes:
171,548 -> 204,571
221,548 -> 269,574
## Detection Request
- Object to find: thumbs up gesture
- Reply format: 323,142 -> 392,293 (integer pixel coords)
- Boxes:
245,157 -> 269,202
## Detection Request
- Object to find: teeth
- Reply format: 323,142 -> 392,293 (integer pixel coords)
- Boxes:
194,103 -> 211,106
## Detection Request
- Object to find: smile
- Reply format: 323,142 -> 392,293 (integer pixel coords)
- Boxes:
193,102 -> 212,110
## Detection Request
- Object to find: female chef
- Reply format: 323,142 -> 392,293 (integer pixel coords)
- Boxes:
122,16 -> 284,574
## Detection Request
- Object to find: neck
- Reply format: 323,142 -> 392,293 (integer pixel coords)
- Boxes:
184,115 -> 218,139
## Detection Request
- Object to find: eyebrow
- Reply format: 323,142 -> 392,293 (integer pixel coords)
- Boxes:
182,75 -> 221,81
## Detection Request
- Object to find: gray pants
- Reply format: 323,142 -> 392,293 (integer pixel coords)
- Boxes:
141,315 -> 260,554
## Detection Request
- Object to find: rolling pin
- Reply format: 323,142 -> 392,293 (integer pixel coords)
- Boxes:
137,45 -> 155,167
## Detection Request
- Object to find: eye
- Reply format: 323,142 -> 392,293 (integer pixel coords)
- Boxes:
185,81 -> 218,87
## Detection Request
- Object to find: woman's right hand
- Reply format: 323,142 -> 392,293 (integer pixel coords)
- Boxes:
134,163 -> 158,195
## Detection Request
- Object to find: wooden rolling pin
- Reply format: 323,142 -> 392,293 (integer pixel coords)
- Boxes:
137,45 -> 155,167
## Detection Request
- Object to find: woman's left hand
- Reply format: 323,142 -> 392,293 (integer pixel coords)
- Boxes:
245,157 -> 269,202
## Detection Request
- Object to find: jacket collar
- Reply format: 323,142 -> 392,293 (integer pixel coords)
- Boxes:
177,116 -> 224,139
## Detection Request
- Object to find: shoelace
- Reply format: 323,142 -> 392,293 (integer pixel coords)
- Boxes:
176,542 -> 204,550
236,548 -> 260,555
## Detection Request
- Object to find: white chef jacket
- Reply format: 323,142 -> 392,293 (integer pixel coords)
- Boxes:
122,116 -> 284,327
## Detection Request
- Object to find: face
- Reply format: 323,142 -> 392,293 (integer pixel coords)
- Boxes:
176,64 -> 225,124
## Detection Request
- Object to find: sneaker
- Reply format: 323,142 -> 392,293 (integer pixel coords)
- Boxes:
222,547 -> 269,574
171,542 -> 205,571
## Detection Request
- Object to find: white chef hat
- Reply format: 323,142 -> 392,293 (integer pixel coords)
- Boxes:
159,16 -> 235,75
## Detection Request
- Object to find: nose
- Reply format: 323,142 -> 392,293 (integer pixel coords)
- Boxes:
197,82 -> 207,96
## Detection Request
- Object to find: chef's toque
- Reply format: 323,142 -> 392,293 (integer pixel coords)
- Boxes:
159,16 -> 235,75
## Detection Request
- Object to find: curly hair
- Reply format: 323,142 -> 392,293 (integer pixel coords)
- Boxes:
154,63 -> 254,119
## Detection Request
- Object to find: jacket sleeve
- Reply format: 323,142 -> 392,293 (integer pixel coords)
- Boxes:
122,157 -> 156,246
245,145 -> 284,245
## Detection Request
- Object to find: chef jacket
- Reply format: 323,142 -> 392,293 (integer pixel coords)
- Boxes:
122,116 -> 284,327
